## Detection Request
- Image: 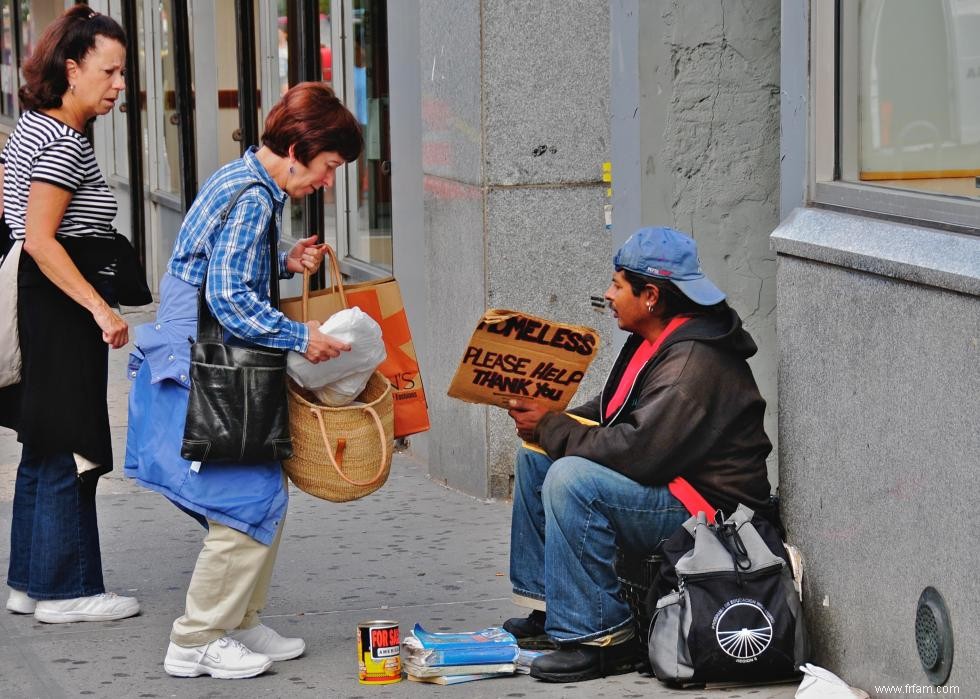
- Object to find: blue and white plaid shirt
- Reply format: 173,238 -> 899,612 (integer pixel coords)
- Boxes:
168,147 -> 309,352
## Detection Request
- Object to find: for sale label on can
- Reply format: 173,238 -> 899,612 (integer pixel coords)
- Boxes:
357,620 -> 401,684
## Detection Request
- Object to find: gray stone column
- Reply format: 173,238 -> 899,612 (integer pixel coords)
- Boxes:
637,0 -> 782,479
419,0 -> 615,497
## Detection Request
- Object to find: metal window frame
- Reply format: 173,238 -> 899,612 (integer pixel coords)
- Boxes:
234,0 -> 259,154
259,0 -> 329,289
169,0 -> 196,209
288,0 -> 325,249
120,0 -> 145,266
809,0 -> 979,233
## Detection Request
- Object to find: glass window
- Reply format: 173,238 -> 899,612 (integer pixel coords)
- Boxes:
267,2 -> 308,246
260,0 -> 392,275
809,0 -> 980,229
0,0 -> 54,122
345,0 -> 392,272
0,0 -> 16,117
157,0 -> 181,196
16,0 -> 31,61
318,1 -> 332,88
276,0 -> 288,96
857,0 -> 980,198
311,1 -> 339,256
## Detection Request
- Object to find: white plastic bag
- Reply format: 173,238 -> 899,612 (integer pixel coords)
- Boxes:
286,306 -> 386,406
795,664 -> 870,699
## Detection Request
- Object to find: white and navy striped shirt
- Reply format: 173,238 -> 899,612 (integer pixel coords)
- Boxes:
1,110 -> 117,243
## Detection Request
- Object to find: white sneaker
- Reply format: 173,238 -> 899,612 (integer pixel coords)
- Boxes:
229,623 -> 306,661
164,637 -> 273,679
33,592 -> 140,624
6,588 -> 36,614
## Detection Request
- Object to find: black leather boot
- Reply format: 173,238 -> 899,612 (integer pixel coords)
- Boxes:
502,610 -> 557,649
529,641 -> 638,683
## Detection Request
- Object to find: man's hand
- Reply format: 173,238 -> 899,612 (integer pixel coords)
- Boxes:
286,236 -> 326,274
508,399 -> 552,441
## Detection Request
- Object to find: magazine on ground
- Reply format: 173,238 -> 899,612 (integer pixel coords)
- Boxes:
515,648 -> 550,674
403,659 -> 516,678
402,624 -> 520,666
407,672 -> 514,685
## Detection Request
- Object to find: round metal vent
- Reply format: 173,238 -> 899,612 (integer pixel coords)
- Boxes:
915,587 -> 953,686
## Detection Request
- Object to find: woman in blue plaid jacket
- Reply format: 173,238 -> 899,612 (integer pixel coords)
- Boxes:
125,82 -> 362,680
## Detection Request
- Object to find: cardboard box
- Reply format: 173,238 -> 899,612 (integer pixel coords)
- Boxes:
448,309 -> 600,411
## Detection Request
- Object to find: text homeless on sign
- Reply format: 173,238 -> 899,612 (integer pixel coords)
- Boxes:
448,310 -> 599,410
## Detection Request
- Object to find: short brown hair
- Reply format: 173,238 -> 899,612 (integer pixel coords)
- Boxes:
19,4 -> 127,110
261,82 -> 363,165
620,269 -> 726,318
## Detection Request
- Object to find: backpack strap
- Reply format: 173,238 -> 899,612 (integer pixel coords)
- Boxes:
668,477 -> 716,524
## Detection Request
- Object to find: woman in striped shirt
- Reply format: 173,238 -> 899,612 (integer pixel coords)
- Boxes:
0,6 -> 141,624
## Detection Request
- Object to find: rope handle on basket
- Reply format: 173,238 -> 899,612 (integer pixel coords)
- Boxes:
301,243 -> 349,322
310,405 -> 389,487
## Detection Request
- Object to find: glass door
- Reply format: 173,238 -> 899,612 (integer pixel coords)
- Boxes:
328,0 -> 391,277
261,0 -> 392,281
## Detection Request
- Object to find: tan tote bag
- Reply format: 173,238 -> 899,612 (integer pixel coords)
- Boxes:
0,239 -> 23,388
283,371 -> 394,502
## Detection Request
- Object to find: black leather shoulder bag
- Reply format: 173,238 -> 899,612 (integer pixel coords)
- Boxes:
180,181 -> 293,464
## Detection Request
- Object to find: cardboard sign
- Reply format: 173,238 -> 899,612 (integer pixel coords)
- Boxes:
448,309 -> 600,410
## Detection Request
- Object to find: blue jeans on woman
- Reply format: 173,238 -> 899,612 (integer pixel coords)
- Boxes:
7,446 -> 105,599
509,447 -> 688,643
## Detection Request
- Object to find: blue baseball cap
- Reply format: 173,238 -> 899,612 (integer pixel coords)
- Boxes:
613,227 -> 726,306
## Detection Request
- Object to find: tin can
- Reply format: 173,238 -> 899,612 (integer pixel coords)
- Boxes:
357,620 -> 402,684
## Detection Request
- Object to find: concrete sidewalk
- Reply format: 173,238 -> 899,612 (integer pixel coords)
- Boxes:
0,308 -> 798,698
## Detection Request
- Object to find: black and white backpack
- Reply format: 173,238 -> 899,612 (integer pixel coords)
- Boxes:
646,504 -> 808,686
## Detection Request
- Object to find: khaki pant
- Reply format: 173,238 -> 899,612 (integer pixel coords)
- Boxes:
170,517 -> 284,647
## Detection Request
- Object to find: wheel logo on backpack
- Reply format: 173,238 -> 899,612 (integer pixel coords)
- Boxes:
714,599 -> 774,661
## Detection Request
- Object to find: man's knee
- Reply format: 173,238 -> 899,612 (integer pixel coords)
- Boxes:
541,457 -> 597,510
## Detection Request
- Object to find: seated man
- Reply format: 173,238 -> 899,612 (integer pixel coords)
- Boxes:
504,227 -> 774,683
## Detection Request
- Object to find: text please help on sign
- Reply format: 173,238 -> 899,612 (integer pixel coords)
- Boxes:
447,309 -> 600,411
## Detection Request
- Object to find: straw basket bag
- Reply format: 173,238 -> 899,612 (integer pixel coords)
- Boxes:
282,250 -> 395,502
283,372 -> 394,502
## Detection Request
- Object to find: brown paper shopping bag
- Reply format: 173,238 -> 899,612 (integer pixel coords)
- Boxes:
447,309 -> 600,411
280,246 -> 430,439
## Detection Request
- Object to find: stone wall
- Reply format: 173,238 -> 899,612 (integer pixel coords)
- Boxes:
419,0 -> 616,497
638,0 -> 782,479
416,0 -> 782,497
773,208 -> 980,691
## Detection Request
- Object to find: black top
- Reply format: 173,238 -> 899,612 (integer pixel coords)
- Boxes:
537,306 -> 774,518
0,237 -> 149,474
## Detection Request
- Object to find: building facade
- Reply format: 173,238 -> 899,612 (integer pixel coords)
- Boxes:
775,0 -> 979,692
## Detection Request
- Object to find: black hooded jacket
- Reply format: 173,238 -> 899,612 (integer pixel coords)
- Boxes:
534,306 -> 773,517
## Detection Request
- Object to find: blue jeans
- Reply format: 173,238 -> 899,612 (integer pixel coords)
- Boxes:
510,447 -> 688,643
7,447 -> 105,599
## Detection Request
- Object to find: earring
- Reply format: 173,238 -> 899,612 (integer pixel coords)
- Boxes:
288,165 -> 295,175
69,84 -> 76,94
646,303 -> 655,313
